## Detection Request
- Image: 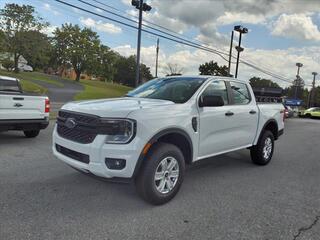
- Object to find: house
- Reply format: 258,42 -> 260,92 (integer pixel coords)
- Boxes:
57,66 -> 92,80
0,52 -> 33,72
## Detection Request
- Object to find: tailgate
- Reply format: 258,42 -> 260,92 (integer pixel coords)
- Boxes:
0,94 -> 48,120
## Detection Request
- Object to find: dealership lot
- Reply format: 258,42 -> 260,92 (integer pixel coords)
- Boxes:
1,118 -> 320,240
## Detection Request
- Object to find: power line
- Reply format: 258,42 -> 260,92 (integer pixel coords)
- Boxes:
87,0 -> 302,84
241,61 -> 312,86
91,0 -> 205,45
55,0 -> 298,85
55,0 -> 231,62
89,0 -> 297,82
78,0 -> 231,61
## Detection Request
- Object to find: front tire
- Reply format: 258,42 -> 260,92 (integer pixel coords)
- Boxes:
24,130 -> 40,138
135,142 -> 185,205
250,130 -> 274,165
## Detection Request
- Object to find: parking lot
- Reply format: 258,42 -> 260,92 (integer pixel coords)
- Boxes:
1,118 -> 320,240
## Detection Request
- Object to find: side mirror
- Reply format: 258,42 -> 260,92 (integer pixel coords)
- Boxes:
199,95 -> 224,107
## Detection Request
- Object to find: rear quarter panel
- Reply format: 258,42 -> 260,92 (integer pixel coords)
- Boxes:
254,103 -> 285,145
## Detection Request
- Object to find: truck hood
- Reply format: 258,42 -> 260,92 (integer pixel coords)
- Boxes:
61,97 -> 175,118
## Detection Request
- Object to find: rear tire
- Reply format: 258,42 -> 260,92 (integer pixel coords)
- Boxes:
250,130 -> 274,165
305,113 -> 311,118
24,130 -> 40,138
135,142 -> 185,205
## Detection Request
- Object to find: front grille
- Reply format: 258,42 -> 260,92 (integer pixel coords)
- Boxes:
57,110 -> 99,144
58,111 -> 100,125
57,124 -> 97,144
56,144 -> 89,164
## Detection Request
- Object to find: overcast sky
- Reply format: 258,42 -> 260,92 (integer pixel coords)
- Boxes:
1,0 -> 320,87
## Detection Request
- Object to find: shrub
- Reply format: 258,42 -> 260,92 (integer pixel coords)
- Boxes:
2,59 -> 14,71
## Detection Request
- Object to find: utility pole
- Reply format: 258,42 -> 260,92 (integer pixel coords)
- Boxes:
131,0 -> 152,87
294,63 -> 303,99
228,31 -> 234,77
135,0 -> 143,87
311,72 -> 318,107
234,25 -> 248,78
155,38 -> 159,78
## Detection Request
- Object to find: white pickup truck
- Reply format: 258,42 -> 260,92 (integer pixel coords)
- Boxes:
0,75 -> 50,137
53,76 -> 284,204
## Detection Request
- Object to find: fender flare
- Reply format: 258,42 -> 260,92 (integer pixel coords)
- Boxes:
255,119 -> 278,144
132,128 -> 193,178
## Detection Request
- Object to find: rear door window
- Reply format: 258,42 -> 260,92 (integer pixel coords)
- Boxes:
0,79 -> 21,92
201,80 -> 229,105
230,81 -> 251,104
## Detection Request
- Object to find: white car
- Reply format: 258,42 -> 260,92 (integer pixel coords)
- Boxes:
53,76 -> 284,204
0,75 -> 49,137
18,64 -> 33,72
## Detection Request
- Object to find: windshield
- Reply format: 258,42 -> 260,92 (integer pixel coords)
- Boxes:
126,77 -> 207,103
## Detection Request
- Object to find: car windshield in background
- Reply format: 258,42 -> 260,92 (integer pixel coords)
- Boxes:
0,79 -> 20,92
126,77 -> 207,103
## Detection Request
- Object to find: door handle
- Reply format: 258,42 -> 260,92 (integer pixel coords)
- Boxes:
249,110 -> 257,114
225,111 -> 234,116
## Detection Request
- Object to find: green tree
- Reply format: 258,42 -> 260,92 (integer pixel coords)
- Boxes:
314,87 -> 320,107
114,55 -> 136,86
164,63 -> 183,76
88,45 -> 119,82
17,31 -> 52,70
140,63 -> 153,82
0,4 -> 48,72
249,77 -> 280,88
1,58 -> 14,71
284,86 -> 308,103
53,24 -> 100,81
199,60 -> 229,76
113,55 -> 153,86
0,30 -> 5,51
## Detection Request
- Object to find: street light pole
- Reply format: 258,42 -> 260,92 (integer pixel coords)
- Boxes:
235,32 -> 242,78
294,63 -> 303,99
234,25 -> 248,79
155,38 -> 159,78
228,31 -> 234,77
311,72 -> 318,107
135,0 -> 143,87
131,0 -> 152,87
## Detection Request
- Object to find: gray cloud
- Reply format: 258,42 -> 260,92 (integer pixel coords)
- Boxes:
146,0 -> 320,44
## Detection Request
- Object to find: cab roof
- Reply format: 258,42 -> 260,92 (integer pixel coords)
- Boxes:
161,75 -> 245,83
0,75 -> 18,81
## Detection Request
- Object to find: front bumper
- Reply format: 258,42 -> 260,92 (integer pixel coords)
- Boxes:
52,124 -> 144,179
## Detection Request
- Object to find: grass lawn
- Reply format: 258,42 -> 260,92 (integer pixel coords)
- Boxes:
1,69 -> 133,100
1,70 -> 48,94
19,80 -> 47,94
74,79 -> 132,100
0,70 -> 63,87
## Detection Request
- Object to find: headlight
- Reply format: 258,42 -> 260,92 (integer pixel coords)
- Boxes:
101,118 -> 136,144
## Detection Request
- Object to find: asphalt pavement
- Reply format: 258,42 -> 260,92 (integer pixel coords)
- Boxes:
31,74 -> 83,103
0,118 -> 319,240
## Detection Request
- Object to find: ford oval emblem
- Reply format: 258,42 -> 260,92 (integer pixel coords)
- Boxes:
65,118 -> 77,129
